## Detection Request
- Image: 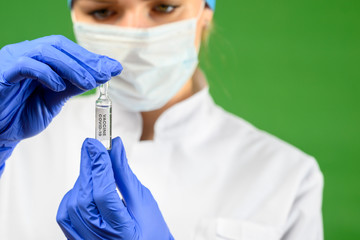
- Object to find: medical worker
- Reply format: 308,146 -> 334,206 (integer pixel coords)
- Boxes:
0,0 -> 324,239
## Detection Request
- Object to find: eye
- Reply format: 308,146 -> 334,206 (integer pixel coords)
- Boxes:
153,4 -> 179,14
90,9 -> 115,20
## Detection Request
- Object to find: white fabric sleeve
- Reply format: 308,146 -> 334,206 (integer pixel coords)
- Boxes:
281,158 -> 324,240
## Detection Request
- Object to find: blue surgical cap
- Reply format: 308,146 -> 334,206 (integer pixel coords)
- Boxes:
67,0 -> 216,10
206,0 -> 216,10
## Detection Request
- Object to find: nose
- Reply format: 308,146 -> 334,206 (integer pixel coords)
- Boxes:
115,9 -> 151,28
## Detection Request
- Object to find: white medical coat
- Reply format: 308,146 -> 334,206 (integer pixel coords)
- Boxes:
0,76 -> 323,239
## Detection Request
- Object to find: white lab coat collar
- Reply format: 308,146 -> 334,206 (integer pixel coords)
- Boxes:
154,86 -> 210,141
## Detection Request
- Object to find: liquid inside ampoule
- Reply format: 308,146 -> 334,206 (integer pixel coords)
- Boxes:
95,83 -> 112,150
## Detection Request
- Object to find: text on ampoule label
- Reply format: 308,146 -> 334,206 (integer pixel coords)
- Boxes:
96,107 -> 110,141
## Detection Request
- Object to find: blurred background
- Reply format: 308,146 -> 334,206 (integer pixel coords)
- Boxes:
0,0 -> 359,239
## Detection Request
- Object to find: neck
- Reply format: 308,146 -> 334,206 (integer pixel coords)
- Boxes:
140,78 -> 195,141
140,68 -> 207,141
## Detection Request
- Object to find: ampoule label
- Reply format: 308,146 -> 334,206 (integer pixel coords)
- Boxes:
96,107 -> 112,149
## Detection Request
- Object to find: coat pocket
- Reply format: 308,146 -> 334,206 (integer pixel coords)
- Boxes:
193,218 -> 279,240
216,218 -> 279,240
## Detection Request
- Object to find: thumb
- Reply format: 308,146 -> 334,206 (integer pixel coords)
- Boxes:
109,137 -> 146,215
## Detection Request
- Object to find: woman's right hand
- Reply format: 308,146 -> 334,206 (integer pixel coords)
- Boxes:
0,35 -> 122,172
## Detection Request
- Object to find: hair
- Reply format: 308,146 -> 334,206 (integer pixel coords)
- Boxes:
202,20 -> 214,45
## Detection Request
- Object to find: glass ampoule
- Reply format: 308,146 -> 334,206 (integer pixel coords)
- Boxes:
95,82 -> 112,150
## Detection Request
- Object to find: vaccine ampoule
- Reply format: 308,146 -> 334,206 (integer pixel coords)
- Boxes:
95,82 -> 112,150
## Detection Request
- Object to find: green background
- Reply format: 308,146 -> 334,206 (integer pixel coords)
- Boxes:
1,0 -> 359,238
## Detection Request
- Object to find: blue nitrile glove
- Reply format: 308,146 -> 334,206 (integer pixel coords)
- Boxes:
57,137 -> 174,240
0,35 -> 122,176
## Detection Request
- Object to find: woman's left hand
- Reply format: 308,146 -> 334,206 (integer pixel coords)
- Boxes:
57,137 -> 174,240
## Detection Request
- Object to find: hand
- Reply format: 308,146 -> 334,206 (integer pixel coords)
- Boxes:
57,137 -> 174,240
0,35 -> 122,174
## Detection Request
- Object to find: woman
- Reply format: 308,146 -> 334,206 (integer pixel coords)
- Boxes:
0,0 -> 323,239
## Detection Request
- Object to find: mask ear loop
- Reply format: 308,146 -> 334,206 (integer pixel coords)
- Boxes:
193,1 -> 207,55
196,0 -> 207,20
71,11 -> 78,23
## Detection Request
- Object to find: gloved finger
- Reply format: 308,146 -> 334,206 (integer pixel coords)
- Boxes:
67,179 -> 104,240
69,139 -> 109,239
76,138 -> 102,228
1,56 -> 65,92
109,137 -> 147,216
71,138 -> 133,239
57,190 -> 84,240
33,35 -> 122,80
85,138 -> 134,230
25,44 -> 97,91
